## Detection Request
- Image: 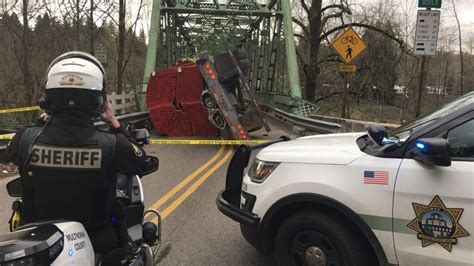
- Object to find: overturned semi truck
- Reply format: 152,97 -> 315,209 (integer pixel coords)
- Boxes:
146,49 -> 270,139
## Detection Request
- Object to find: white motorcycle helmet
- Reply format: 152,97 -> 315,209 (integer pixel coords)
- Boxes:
41,51 -> 107,116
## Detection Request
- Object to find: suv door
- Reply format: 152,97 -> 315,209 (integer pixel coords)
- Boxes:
393,115 -> 474,265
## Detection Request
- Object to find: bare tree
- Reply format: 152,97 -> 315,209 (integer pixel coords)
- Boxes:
293,0 -> 411,102
117,0 -> 125,93
104,0 -> 144,93
1,0 -> 19,13
21,0 -> 33,105
89,0 -> 94,54
397,0 -> 417,123
467,36 -> 473,56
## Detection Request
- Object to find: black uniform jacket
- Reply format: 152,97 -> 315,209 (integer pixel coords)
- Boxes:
1,111 -> 147,229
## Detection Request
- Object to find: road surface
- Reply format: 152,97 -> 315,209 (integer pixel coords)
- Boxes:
0,117 -> 297,265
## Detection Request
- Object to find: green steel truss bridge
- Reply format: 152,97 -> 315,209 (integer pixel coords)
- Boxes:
143,0 -> 318,116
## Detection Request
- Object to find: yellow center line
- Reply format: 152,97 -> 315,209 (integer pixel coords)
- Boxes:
144,145 -> 225,218
153,146 -> 234,222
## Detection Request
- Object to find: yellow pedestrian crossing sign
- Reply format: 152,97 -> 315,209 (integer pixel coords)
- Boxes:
331,27 -> 367,63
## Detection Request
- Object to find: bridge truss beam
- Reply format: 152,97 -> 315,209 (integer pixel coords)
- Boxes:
143,0 -> 317,116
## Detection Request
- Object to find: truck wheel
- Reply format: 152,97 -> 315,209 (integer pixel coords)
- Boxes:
211,111 -> 226,129
201,92 -> 217,109
275,211 -> 373,266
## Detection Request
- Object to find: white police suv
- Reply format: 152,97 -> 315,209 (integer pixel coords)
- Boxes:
217,92 -> 473,266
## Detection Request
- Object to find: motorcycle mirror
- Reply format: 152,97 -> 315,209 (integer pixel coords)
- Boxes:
142,156 -> 159,176
7,177 -> 22,197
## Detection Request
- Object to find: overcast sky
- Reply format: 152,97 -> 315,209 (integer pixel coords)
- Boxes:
394,0 -> 473,36
350,0 -> 474,48
443,0 -> 474,38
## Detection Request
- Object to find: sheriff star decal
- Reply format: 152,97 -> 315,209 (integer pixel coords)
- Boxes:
407,195 -> 469,252
60,74 -> 85,86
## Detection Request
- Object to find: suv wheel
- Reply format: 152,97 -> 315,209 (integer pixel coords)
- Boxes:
275,211 -> 374,266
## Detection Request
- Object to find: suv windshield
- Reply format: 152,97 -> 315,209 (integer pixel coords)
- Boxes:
388,91 -> 474,141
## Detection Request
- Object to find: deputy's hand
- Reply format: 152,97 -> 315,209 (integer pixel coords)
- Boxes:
39,113 -> 50,122
101,98 -> 120,129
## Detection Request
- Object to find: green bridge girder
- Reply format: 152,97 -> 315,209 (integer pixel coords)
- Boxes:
143,0 -> 318,116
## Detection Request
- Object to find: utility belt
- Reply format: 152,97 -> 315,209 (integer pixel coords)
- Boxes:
9,199 -> 23,232
8,198 -> 125,232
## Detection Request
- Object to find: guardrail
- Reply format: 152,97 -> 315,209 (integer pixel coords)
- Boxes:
310,114 -> 400,132
108,92 -> 136,115
0,111 -> 150,148
271,107 -> 343,134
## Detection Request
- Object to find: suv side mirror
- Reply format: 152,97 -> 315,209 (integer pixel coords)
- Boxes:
412,138 -> 451,167
7,178 -> 22,197
142,156 -> 159,175
366,125 -> 388,146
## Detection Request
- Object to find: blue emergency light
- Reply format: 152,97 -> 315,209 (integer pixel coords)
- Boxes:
416,141 -> 429,153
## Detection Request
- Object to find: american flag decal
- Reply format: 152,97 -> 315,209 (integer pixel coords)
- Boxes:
364,171 -> 389,185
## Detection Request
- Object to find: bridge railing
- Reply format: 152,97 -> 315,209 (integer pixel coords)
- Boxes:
108,92 -> 136,115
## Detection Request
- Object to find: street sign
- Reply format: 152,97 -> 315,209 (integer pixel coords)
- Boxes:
95,46 -> 107,65
331,27 -> 367,64
414,10 -> 440,56
338,64 -> 357,73
418,0 -> 442,8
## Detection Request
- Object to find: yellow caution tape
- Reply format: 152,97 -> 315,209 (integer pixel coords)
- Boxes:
0,134 -> 271,145
0,106 -> 40,114
148,139 -> 270,145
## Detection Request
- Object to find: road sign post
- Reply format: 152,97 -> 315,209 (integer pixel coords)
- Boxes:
341,73 -> 349,118
415,56 -> 428,117
414,10 -> 440,56
95,46 -> 107,65
414,6 -> 440,117
331,28 -> 366,117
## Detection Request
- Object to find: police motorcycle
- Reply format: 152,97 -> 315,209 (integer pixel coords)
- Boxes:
0,155 -> 161,266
